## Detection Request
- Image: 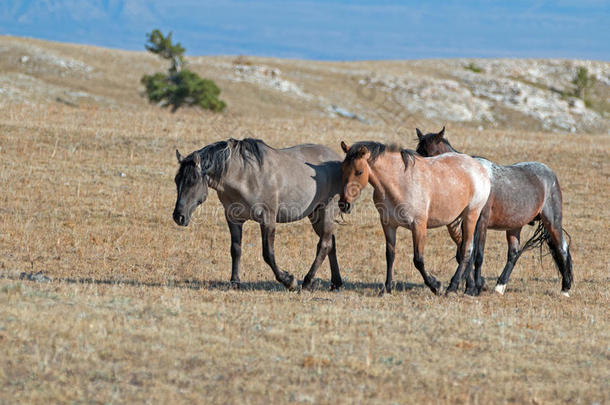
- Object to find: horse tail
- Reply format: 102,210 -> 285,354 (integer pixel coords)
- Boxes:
520,220 -> 573,294
519,220 -> 548,256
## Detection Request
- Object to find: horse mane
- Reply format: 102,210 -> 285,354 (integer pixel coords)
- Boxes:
347,141 -> 417,169
188,138 -> 269,180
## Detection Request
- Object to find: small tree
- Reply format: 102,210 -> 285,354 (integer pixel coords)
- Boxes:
141,29 -> 226,112
145,29 -> 185,74
571,66 -> 594,99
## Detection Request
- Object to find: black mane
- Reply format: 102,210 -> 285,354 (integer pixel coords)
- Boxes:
182,138 -> 269,181
347,141 -> 417,169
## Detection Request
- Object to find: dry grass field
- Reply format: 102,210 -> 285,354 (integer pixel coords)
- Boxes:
1,37 -> 609,403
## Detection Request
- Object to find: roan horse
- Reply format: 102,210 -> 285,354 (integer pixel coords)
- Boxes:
173,138 -> 344,291
338,141 -> 491,295
415,127 -> 573,296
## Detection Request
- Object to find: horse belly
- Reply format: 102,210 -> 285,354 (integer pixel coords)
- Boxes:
276,181 -> 319,223
487,179 -> 545,229
426,194 -> 470,228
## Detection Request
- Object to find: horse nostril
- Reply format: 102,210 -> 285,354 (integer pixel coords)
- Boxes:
338,201 -> 351,213
173,212 -> 186,225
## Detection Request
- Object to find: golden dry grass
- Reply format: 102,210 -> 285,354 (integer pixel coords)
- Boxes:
1,37 -> 609,404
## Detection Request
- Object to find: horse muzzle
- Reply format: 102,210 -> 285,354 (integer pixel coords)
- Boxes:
173,210 -> 190,226
338,200 -> 352,214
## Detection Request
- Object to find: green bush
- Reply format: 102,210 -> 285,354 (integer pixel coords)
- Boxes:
141,71 -> 226,112
464,62 -> 483,73
141,30 -> 226,112
571,66 -> 594,99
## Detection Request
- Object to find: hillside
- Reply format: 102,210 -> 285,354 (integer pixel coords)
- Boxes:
1,35 -> 608,134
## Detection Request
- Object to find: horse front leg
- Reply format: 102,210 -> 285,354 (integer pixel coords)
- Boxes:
381,223 -> 397,294
470,222 -> 488,295
302,207 -> 341,291
411,223 -> 441,294
226,216 -> 244,289
327,235 -> 343,290
494,228 -> 521,295
465,212 -> 489,296
260,222 -> 297,291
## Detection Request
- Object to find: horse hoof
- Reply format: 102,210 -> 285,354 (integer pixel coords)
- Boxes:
287,277 -> 298,291
330,282 -> 344,292
429,280 -> 441,295
494,284 -> 506,295
301,279 -> 313,292
561,290 -> 570,298
464,288 -> 478,297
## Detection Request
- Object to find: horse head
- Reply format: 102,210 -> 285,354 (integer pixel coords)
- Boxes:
415,126 -> 452,157
338,141 -> 371,213
173,149 -> 209,226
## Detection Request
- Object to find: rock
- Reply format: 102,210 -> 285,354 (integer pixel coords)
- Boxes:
328,105 -> 369,123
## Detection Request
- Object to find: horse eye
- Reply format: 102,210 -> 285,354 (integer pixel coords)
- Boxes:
355,170 -> 363,176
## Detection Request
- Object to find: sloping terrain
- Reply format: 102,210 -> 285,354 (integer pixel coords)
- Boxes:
0,35 -> 608,133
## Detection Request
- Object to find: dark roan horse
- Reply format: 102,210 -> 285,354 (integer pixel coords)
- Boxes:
416,127 -> 573,296
173,138 -> 344,291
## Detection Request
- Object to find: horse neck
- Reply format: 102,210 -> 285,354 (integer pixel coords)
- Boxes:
367,156 -> 393,195
442,141 -> 458,154
207,157 -> 247,196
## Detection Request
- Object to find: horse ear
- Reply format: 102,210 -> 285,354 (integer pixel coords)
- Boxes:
438,126 -> 446,138
192,152 -> 201,169
340,141 -> 350,154
176,149 -> 182,163
416,128 -> 424,140
357,146 -> 368,158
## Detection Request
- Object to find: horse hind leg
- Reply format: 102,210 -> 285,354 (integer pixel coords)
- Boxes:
259,222 -> 297,291
540,205 -> 572,295
446,209 -> 479,295
445,219 -> 478,293
226,216 -> 244,288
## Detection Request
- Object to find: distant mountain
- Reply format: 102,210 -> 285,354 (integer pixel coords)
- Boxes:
1,0 -> 608,60
0,0 -> 158,50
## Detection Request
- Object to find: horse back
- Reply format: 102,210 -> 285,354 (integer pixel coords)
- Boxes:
220,143 -> 342,223
478,159 -> 558,228
420,153 -> 490,227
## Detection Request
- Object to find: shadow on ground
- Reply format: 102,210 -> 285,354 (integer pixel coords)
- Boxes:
6,271 -> 424,293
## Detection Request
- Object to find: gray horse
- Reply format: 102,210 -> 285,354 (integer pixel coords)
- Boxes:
173,138 -> 343,291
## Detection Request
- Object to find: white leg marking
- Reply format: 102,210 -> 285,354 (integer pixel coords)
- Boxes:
494,284 -> 506,295
561,291 -> 570,298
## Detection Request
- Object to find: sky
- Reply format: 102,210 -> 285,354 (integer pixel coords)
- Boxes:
1,0 -> 608,60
